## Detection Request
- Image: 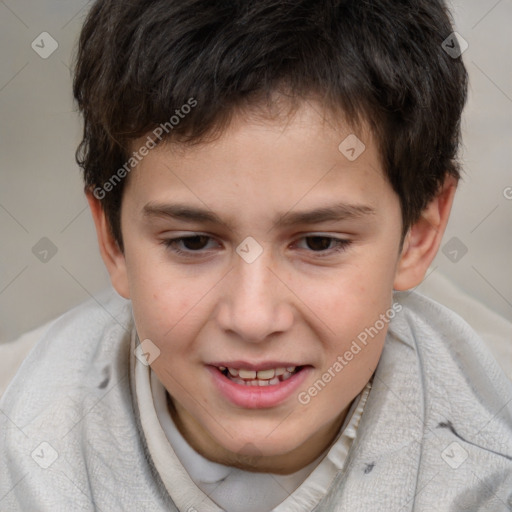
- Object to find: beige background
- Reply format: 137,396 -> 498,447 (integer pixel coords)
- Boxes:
0,0 -> 511,343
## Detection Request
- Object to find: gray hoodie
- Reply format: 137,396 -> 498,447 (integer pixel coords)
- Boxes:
1,288 -> 511,511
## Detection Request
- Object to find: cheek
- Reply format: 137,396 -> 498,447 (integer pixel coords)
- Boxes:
132,287 -> 199,345
312,259 -> 394,323
126,256 -> 201,348
305,254 -> 397,371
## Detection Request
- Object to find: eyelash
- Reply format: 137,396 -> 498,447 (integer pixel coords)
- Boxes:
161,234 -> 352,258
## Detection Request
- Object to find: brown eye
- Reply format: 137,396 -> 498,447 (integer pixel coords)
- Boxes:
305,236 -> 334,251
294,235 -> 352,257
162,235 -> 219,256
179,235 -> 210,250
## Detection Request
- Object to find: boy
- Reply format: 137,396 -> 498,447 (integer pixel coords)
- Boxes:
1,0 -> 511,510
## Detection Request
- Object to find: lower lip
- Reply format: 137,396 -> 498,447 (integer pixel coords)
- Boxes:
207,366 -> 312,409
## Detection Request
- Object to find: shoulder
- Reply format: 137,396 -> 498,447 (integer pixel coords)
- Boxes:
1,287 -> 133,410
0,290 -> 176,509
391,290 -> 509,375
390,290 -> 512,397
390,289 -> 512,461
0,289 -> 132,450
0,290 -> 138,509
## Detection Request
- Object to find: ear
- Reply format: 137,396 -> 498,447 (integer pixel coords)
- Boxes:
86,191 -> 130,299
393,175 -> 458,291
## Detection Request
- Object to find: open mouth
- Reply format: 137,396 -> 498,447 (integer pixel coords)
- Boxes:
208,363 -> 313,408
216,365 -> 305,386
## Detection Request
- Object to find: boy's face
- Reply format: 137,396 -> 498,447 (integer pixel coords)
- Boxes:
105,102 -> 411,473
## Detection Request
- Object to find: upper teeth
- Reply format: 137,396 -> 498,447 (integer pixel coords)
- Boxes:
220,366 -> 297,380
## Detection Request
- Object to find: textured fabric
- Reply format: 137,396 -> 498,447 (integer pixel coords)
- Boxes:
0,288 -> 511,511
147,358 -> 371,512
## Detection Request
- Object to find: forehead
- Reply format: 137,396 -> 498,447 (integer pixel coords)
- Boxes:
124,101 -> 393,220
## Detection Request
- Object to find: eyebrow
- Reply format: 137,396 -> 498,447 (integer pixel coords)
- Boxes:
142,201 -> 376,229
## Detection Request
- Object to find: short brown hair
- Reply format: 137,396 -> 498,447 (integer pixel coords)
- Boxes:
73,0 -> 468,251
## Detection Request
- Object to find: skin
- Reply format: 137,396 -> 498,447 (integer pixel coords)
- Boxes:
87,100 -> 457,475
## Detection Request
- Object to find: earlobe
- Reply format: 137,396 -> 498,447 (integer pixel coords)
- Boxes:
393,175 -> 458,291
86,191 -> 130,299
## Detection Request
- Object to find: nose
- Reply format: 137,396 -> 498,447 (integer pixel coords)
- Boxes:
216,245 -> 294,343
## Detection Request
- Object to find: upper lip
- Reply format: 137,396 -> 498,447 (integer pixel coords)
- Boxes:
208,361 -> 306,371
